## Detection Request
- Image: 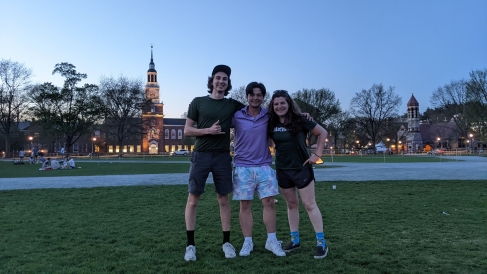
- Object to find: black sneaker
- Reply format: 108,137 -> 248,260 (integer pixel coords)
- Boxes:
282,241 -> 301,253
314,245 -> 329,259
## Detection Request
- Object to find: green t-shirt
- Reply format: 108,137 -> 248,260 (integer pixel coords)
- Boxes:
187,96 -> 244,152
271,117 -> 317,169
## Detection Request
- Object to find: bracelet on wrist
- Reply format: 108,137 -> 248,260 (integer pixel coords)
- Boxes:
312,153 -> 321,158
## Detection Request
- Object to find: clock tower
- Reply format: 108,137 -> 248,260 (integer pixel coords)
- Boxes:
142,45 -> 164,154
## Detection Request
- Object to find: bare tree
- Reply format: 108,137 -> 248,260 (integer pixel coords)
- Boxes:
350,83 -> 402,149
229,85 -> 271,106
98,75 -> 148,156
0,59 -> 32,157
293,88 -> 341,148
466,69 -> 487,142
327,110 -> 352,150
28,63 -> 103,153
430,80 -> 469,139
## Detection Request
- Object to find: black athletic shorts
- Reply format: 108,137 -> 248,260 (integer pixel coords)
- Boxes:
188,151 -> 233,195
276,164 -> 315,189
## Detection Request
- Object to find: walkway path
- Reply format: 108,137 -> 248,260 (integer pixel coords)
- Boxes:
1,156 -> 485,191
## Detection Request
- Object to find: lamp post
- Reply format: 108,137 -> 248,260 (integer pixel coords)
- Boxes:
437,137 -> 441,149
330,146 -> 333,162
469,134 -> 475,154
92,137 -> 96,158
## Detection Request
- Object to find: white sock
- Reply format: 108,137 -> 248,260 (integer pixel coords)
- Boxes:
267,232 -> 277,241
244,237 -> 253,244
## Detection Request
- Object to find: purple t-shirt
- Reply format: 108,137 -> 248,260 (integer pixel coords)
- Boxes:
233,106 -> 272,167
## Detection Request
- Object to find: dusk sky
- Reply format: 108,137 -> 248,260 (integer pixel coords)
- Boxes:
1,0 -> 486,118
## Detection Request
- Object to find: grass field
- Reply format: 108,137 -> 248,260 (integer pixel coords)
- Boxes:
1,180 -> 486,273
0,154 -> 465,178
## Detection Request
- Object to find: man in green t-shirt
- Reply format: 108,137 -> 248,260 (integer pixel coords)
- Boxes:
183,65 -> 245,261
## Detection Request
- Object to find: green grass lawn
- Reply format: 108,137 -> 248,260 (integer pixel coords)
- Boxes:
1,180 -> 486,273
0,154 -> 462,178
0,161 -> 192,178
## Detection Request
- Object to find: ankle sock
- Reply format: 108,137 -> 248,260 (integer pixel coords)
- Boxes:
290,231 -> 300,244
244,237 -> 253,244
267,232 -> 277,242
316,232 -> 326,248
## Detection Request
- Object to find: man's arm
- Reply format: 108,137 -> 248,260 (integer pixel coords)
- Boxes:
184,117 -> 225,137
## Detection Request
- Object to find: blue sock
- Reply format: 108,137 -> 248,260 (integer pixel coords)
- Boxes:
316,232 -> 326,248
290,231 -> 300,244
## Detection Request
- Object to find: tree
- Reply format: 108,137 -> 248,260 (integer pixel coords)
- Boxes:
293,88 -> 341,148
465,68 -> 487,142
229,85 -> 271,107
430,80 -> 469,139
0,59 -> 32,157
326,110 -> 353,150
29,63 -> 103,153
293,88 -> 340,124
350,83 -> 402,150
98,75 -> 148,156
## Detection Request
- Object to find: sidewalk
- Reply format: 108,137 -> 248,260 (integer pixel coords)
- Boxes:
1,156 -> 486,191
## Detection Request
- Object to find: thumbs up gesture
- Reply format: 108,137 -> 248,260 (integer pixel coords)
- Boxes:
208,120 -> 225,135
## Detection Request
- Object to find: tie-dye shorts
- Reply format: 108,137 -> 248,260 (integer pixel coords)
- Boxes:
232,166 -> 279,200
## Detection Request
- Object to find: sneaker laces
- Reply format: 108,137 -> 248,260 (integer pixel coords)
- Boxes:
242,242 -> 252,252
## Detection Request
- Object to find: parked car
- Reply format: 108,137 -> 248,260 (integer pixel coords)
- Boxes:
172,149 -> 190,156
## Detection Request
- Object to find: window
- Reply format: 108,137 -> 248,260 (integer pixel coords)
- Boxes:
129,146 -> 134,153
73,143 -> 79,152
171,129 -> 176,139
165,129 -> 169,139
116,146 -> 120,153
108,146 -> 113,153
137,145 -> 141,153
178,129 -> 183,139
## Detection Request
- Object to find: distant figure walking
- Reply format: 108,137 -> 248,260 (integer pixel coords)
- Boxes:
60,147 -> 65,156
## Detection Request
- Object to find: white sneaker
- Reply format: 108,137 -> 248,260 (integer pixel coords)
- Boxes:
239,241 -> 254,256
184,245 -> 196,261
265,239 -> 286,257
222,242 -> 236,258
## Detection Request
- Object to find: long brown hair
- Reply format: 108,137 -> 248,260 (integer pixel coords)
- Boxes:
267,90 -> 303,136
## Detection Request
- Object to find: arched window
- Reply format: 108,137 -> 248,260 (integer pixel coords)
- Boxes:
165,129 -> 169,139
171,129 -> 176,139
178,129 -> 183,139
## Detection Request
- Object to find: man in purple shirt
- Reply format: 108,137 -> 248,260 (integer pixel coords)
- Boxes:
232,82 -> 286,257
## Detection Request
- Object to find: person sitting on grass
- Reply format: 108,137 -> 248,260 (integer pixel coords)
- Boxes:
50,158 -> 62,170
63,156 -> 76,169
40,158 -> 52,170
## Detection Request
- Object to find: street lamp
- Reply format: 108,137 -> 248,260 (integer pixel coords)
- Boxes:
437,137 -> 441,149
92,137 -> 96,158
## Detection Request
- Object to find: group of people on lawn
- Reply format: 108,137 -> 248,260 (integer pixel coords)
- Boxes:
183,65 -> 329,262
17,148 -> 75,170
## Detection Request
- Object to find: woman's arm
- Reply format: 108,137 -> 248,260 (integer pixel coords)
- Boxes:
304,124 -> 328,165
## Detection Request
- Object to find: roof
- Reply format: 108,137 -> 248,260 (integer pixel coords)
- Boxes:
163,118 -> 186,126
407,94 -> 419,106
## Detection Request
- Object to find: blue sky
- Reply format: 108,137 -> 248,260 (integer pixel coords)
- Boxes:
1,0 -> 486,118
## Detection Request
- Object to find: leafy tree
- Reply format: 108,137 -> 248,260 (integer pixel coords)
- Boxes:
28,63 -> 103,152
350,83 -> 402,150
98,75 -> 148,156
0,59 -> 32,157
